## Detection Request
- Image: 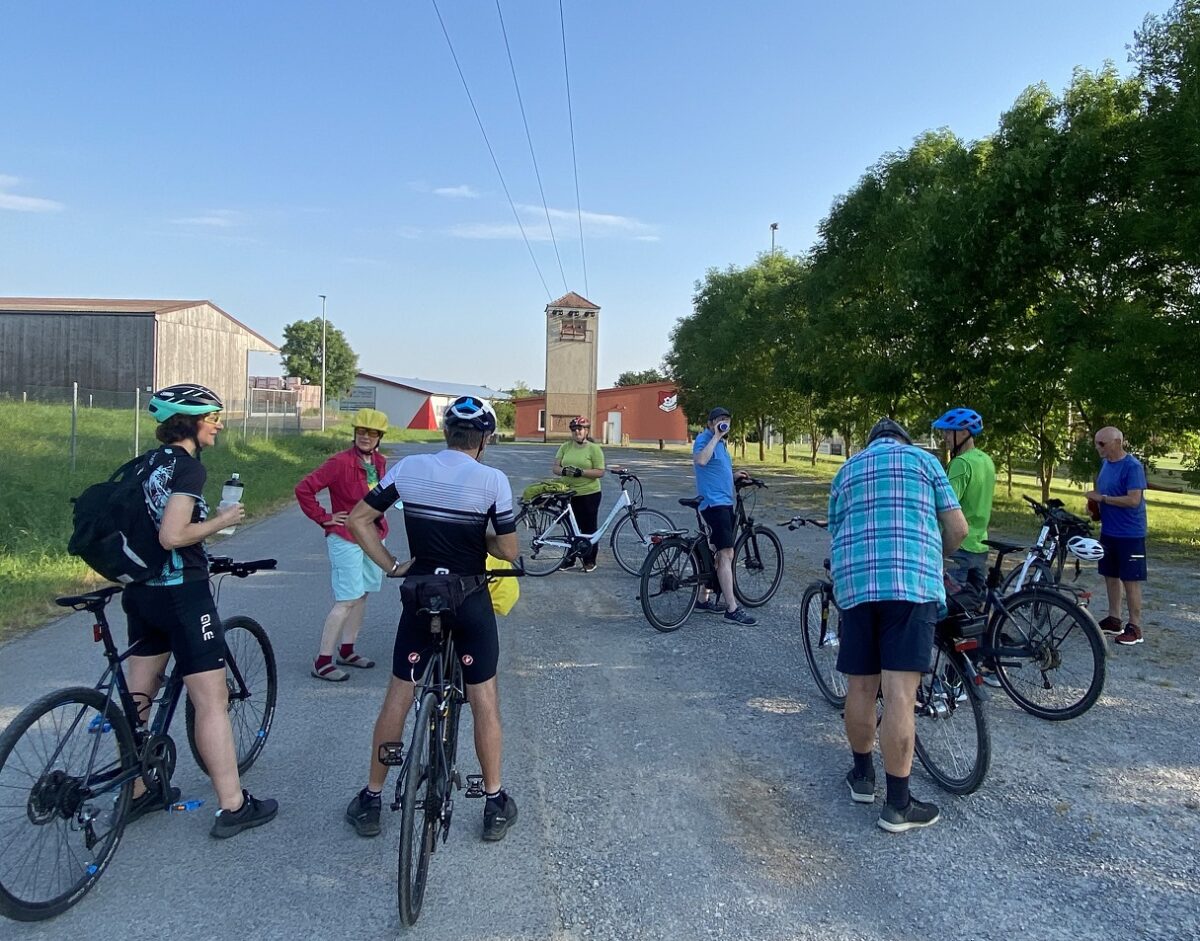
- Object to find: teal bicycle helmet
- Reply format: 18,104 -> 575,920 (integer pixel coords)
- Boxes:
148,383 -> 224,422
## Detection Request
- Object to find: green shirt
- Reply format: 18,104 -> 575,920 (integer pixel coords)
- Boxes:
947,447 -> 995,555
554,440 -> 605,496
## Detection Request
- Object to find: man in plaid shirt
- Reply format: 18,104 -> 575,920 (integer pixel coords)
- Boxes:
828,418 -> 968,833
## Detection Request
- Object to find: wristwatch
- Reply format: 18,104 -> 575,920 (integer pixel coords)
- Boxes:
388,558 -> 403,576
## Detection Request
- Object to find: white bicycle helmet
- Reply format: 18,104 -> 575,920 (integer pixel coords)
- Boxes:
1067,536 -> 1105,562
443,395 -> 497,434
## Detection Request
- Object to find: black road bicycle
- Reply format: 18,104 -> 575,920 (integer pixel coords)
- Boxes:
0,557 -> 278,922
638,477 -> 784,631
378,565 -> 523,927
784,516 -> 990,794
513,469 -> 674,576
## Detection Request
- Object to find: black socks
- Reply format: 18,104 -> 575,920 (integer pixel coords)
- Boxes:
885,773 -> 910,810
852,751 -> 874,780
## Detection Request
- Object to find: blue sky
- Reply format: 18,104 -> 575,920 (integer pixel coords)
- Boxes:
1,1 -> 1169,391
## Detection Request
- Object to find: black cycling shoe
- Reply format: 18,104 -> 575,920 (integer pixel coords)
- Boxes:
210,790 -> 278,839
345,788 -> 382,837
877,797 -> 940,833
125,784 -> 181,824
482,791 -> 517,842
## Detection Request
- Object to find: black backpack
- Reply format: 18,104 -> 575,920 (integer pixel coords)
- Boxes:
68,453 -> 170,584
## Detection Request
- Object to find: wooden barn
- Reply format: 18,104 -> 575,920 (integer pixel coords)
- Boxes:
0,297 -> 278,408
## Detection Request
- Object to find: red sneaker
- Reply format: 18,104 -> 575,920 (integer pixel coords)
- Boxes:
1114,624 -> 1143,646
1097,615 -> 1123,635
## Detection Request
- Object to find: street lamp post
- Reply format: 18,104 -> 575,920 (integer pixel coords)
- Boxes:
318,294 -> 327,431
770,222 -> 779,254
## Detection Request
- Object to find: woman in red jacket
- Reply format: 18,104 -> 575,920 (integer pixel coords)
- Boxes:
295,408 -> 392,681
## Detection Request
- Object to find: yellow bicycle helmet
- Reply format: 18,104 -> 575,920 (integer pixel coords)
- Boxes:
352,408 -> 389,434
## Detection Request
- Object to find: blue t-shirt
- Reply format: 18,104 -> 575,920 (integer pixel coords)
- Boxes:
692,429 -> 734,510
1097,454 -> 1148,538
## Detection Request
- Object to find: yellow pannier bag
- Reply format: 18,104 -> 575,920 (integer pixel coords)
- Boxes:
485,554 -> 520,616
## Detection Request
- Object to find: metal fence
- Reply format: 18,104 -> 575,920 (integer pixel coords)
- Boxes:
2,383 -> 332,472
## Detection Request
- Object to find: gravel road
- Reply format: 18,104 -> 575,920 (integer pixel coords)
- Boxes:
1,442 -> 1196,941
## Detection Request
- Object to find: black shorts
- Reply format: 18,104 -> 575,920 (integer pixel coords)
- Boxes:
392,584 -> 499,685
836,600 -> 938,675
121,581 -> 226,677
1098,534 -> 1147,582
701,505 -> 737,551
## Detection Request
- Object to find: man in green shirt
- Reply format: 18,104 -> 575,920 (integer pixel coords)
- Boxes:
552,416 -> 606,572
932,408 -> 995,584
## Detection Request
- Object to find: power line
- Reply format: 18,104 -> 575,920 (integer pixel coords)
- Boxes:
495,0 -> 568,294
430,0 -> 552,300
559,0 -> 588,298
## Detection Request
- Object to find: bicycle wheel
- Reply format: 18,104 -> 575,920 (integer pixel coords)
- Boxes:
0,687 -> 137,922
639,539 -> 700,632
913,649 -> 990,795
1000,558 -> 1054,595
398,690 -> 438,926
186,615 -> 278,776
514,505 -> 571,576
610,508 -> 675,576
732,525 -> 784,607
988,588 -> 1106,720
800,583 -> 846,707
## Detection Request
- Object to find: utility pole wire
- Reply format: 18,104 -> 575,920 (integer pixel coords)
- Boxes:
559,0 -> 589,298
496,0 -> 569,294
431,0 -> 552,300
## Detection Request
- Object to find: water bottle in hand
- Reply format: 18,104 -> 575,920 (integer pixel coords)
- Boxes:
217,473 -> 244,536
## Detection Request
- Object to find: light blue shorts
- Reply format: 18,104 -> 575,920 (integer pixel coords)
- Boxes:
326,534 -> 384,601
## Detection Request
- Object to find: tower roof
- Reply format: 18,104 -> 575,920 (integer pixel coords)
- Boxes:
546,292 -> 599,311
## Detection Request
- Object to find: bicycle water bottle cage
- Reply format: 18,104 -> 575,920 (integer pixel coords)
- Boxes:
378,742 -> 405,766
464,775 -> 485,799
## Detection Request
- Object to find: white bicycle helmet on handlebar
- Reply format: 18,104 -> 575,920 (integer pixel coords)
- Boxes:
1066,536 -> 1105,561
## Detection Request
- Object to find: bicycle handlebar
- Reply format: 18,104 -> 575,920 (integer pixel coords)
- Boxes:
736,476 -> 766,489
208,557 -> 277,578
780,515 -> 828,531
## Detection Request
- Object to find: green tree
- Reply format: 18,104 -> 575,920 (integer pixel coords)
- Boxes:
614,368 -> 666,386
280,318 -> 359,397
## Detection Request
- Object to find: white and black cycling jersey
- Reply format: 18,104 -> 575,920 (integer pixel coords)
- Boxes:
363,450 -> 515,576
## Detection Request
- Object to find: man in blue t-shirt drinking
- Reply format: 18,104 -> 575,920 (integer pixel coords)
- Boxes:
692,406 -> 756,625
1086,426 -> 1149,646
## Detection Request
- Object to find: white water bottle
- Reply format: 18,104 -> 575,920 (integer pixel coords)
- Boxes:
217,473 -> 243,536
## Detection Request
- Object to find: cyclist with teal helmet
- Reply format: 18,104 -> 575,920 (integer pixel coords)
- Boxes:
122,384 -> 278,838
932,408 -> 995,586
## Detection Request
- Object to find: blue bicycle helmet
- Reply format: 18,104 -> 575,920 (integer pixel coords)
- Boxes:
932,408 -> 983,435
148,383 -> 223,422
443,395 -> 497,434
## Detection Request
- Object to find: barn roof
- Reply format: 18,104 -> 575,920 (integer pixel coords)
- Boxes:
0,297 -> 279,351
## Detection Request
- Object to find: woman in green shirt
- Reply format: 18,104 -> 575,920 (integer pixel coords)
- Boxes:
552,416 -> 606,572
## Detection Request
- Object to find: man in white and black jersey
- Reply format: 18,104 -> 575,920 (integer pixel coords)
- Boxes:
343,395 -> 520,842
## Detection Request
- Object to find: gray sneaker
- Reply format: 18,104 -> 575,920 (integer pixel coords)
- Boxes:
694,598 -> 722,613
210,790 -> 278,839
482,791 -> 518,842
724,606 -> 757,626
345,788 -> 382,837
877,797 -> 940,833
846,770 -> 875,804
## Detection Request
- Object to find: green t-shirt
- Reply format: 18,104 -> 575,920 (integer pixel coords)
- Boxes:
947,447 -> 995,555
554,440 -> 605,496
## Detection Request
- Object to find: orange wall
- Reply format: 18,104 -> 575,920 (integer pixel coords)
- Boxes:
515,381 -> 688,443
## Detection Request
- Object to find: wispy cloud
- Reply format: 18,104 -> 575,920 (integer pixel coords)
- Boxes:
0,174 -> 64,212
433,184 -> 480,199
170,209 -> 247,227
450,204 -> 657,242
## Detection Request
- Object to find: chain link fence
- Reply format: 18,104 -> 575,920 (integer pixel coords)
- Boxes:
2,383 -> 333,472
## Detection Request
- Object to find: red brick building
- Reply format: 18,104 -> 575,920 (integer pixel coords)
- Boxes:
515,380 -> 688,444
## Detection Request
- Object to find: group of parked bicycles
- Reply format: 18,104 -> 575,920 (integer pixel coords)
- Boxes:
793,494 -> 1108,797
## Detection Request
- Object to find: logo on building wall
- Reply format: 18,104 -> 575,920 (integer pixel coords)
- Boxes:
658,390 -> 679,412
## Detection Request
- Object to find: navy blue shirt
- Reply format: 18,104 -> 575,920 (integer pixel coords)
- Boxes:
692,429 -> 734,510
1097,454 -> 1148,538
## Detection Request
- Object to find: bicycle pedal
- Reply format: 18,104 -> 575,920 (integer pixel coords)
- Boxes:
464,774 -> 485,798
378,742 -> 405,766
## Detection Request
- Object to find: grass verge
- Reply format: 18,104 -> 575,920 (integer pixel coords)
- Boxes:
0,402 -> 442,641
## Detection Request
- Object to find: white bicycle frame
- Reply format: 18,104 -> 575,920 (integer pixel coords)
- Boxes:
1009,523 -> 1056,592
534,489 -> 633,551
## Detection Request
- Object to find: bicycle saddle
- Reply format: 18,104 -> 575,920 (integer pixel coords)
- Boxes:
678,497 -> 702,509
982,538 -> 1025,555
56,585 -> 124,609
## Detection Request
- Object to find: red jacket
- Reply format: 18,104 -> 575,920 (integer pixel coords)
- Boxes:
295,447 -> 390,543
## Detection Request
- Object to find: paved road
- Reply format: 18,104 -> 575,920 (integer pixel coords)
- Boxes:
1,443 -> 1197,940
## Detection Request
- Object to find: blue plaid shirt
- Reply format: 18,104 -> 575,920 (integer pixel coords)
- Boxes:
828,438 -> 960,609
